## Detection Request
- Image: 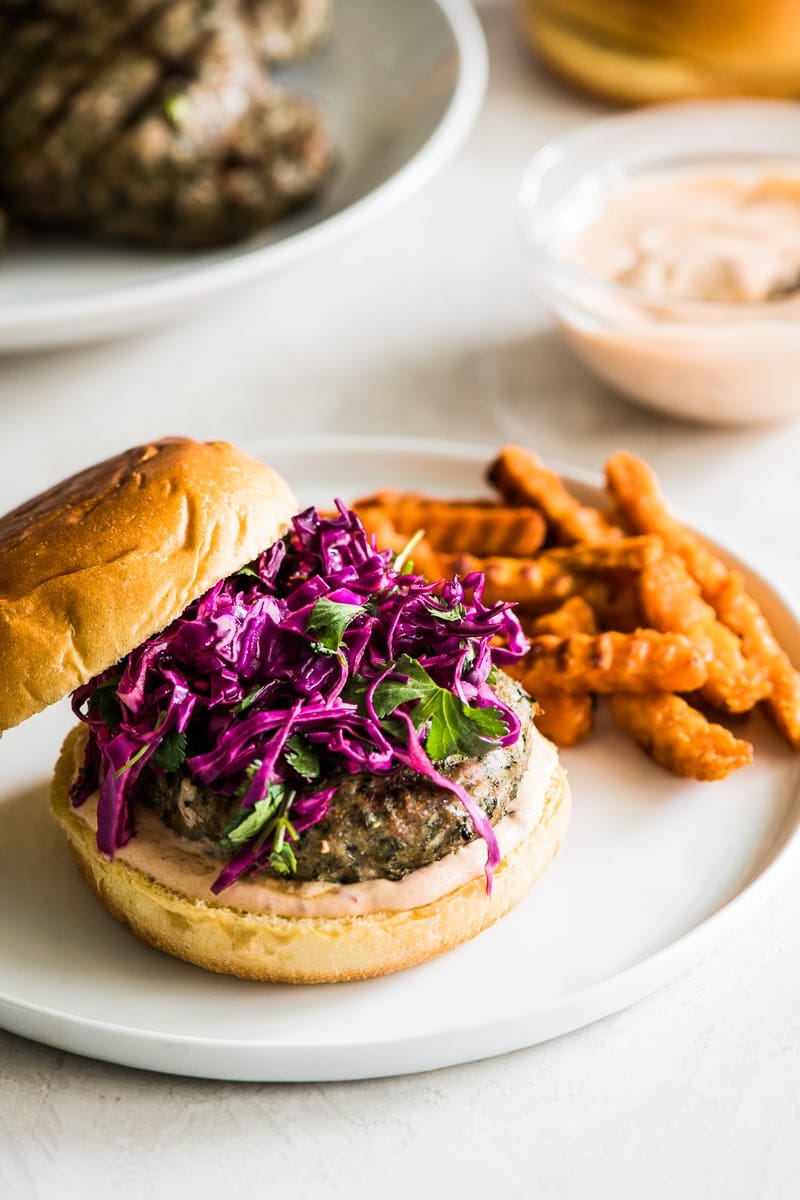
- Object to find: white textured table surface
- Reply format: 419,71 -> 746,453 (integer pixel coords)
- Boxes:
2,3 -> 800,1197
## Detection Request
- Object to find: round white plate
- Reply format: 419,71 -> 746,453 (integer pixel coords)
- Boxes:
1,436 -> 799,1081
0,0 -> 486,351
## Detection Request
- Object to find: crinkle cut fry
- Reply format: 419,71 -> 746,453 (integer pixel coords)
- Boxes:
354,505 -> 440,578
352,492 -> 547,557
489,445 -> 620,545
610,693 -> 754,781
530,691 -> 595,748
607,451 -> 800,743
437,551 -> 576,609
577,579 -> 642,633
639,556 -> 769,714
715,571 -> 800,749
513,630 -> 709,696
528,598 -> 597,746
605,451 -> 728,599
353,507 -> 606,615
545,535 -> 664,572
532,596 -> 598,639
439,540 -> 660,612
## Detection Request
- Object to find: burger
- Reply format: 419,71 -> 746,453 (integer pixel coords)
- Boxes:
0,438 -> 570,983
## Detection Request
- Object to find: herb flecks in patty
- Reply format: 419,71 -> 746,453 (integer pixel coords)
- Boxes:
139,673 -> 534,883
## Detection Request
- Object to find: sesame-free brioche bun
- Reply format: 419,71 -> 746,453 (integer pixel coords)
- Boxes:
0,438 -> 297,733
50,724 -> 571,984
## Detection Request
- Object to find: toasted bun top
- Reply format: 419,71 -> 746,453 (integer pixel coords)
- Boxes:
0,438 -> 297,733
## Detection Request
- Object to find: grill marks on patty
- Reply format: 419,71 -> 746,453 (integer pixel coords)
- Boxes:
137,674 -> 536,884
0,0 -> 333,247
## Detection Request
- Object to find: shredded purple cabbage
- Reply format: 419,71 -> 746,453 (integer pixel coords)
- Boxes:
71,503 -> 529,893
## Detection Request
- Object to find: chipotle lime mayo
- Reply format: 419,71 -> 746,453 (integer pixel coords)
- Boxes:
565,172 -> 800,303
72,726 -> 559,919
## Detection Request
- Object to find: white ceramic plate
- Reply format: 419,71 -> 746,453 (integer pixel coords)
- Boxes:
1,436 -> 799,1081
0,0 -> 486,351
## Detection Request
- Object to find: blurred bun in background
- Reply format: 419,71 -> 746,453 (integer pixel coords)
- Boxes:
520,0 -> 800,104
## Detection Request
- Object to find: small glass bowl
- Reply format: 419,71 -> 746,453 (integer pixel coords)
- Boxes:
518,100 -> 800,425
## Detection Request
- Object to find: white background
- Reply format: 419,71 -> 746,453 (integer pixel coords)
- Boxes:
1,1 -> 799,1196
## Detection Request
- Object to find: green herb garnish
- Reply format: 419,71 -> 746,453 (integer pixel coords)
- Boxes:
222,785 -> 283,850
392,529 -> 425,575
114,713 -> 168,778
221,782 -> 300,876
151,729 -> 188,774
284,734 -> 321,780
88,678 -> 122,729
235,685 -> 269,714
390,656 -> 507,759
306,596 -> 366,652
162,92 -> 187,129
424,600 -> 467,622
233,563 -> 261,582
349,654 -> 508,761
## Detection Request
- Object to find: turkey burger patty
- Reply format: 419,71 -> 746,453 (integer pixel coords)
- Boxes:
139,673 -> 535,882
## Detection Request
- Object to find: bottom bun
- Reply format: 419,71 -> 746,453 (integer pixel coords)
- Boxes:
50,725 -> 571,984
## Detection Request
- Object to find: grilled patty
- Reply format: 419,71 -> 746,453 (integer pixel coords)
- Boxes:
137,673 -> 536,883
0,0 -> 332,248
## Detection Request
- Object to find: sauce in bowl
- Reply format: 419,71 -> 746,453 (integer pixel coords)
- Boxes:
565,172 -> 800,305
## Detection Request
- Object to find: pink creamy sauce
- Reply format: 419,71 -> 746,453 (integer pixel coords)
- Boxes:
73,727 -> 558,919
567,173 -> 800,303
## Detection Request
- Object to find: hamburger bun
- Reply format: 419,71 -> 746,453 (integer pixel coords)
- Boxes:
2,438 -> 570,984
51,724 -> 571,983
0,438 -> 297,733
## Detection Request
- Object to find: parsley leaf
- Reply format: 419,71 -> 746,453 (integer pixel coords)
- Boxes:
284,734 -> 320,780
88,679 -> 122,729
425,601 -> 467,622
233,563 -> 260,581
235,685 -> 268,714
306,596 -> 365,652
151,729 -> 188,774
221,782 -> 286,852
371,659 -> 431,717
221,782 -> 302,876
415,687 -> 508,760
269,841 -> 298,876
373,655 -> 508,761
269,813 -> 299,876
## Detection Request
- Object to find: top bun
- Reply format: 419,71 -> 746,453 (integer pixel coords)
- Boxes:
0,438 -> 297,733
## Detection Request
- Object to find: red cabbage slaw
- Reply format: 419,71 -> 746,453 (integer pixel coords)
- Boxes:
70,503 -> 529,893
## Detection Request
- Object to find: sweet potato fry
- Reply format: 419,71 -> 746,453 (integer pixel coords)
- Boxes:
715,571 -> 800,748
354,493 -> 547,557
349,444 -> 799,776
531,595 -> 598,638
436,551 -> 577,609
489,445 -> 620,545
545,535 -> 664,573
513,630 -> 708,695
609,693 -> 753,781
529,598 -> 597,746
578,579 -> 643,632
605,451 -> 728,599
355,506 -> 440,577
485,538 -> 657,622
534,692 -> 596,747
639,557 -> 769,713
